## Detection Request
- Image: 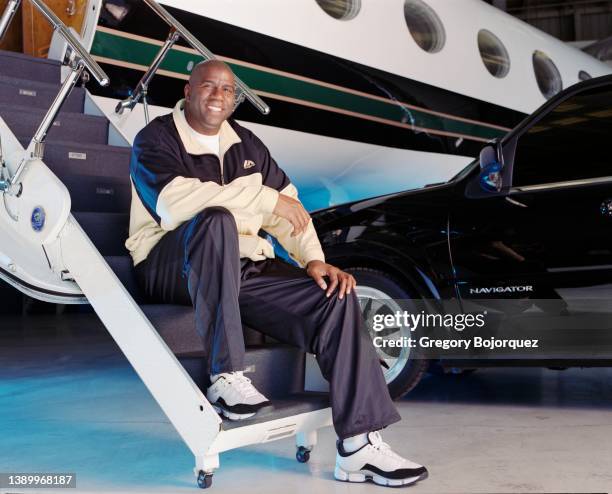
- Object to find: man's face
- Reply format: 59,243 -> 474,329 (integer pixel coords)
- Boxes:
184,63 -> 236,135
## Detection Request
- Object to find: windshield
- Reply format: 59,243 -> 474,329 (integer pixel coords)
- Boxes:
447,157 -> 480,183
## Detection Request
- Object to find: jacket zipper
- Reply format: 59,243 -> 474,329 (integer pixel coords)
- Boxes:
219,147 -> 225,186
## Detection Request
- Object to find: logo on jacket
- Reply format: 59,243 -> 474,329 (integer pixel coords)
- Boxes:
243,160 -> 256,169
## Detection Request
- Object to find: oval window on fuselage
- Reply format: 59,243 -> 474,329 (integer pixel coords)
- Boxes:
404,0 -> 446,53
478,29 -> 510,78
315,0 -> 361,20
533,50 -> 563,99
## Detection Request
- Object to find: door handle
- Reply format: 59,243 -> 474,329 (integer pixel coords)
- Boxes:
600,199 -> 612,217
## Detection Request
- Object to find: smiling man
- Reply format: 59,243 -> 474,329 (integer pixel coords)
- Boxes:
126,60 -> 427,487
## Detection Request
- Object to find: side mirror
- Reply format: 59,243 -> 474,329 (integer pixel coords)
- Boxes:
478,143 -> 503,193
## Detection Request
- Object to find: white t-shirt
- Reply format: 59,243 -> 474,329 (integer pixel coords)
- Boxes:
183,110 -> 220,155
193,131 -> 220,156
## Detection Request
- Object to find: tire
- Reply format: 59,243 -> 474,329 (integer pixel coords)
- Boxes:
345,267 -> 429,399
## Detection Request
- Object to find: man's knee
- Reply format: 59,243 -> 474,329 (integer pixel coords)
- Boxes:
191,207 -> 236,232
199,206 -> 235,224
326,288 -> 360,311
184,207 -> 238,251
321,290 -> 362,336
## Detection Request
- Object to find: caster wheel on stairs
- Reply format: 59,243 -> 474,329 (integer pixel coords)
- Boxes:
296,446 -> 311,463
197,470 -> 213,489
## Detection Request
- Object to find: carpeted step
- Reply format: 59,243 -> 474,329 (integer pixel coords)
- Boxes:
0,75 -> 85,113
0,49 -> 61,84
73,212 -> 129,257
178,345 -> 307,399
24,139 -> 132,213
1,104 -> 108,145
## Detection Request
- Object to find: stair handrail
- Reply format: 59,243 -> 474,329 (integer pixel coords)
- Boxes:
0,0 -> 110,197
29,0 -> 109,86
0,0 -> 108,87
115,0 -> 270,123
0,0 -> 19,44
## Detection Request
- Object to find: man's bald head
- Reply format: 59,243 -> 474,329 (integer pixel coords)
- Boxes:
184,59 -> 236,135
188,59 -> 235,86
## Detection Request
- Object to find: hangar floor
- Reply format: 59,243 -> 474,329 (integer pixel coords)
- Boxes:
1,315 -> 611,493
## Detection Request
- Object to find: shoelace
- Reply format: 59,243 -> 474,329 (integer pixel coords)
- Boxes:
368,431 -> 405,461
223,371 -> 260,398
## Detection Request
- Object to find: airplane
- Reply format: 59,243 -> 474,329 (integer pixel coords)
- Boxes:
83,0 -> 611,210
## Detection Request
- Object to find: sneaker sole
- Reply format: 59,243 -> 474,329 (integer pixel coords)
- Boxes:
212,404 -> 256,421
334,466 -> 428,487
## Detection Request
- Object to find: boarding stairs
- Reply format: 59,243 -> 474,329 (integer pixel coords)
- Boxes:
0,42 -> 331,490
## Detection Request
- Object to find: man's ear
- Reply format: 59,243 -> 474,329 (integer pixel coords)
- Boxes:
184,83 -> 190,101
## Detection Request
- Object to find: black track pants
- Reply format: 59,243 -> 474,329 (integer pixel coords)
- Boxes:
135,207 -> 401,438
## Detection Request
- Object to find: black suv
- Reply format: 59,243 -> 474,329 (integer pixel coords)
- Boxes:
312,74 -> 612,399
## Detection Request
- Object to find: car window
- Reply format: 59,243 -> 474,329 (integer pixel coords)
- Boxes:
512,86 -> 612,188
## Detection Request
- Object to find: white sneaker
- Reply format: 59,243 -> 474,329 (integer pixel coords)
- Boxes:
206,371 -> 270,420
335,431 -> 428,487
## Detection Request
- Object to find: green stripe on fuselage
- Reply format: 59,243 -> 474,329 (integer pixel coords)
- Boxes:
91,30 -> 504,141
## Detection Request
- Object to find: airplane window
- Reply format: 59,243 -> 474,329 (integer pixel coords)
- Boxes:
315,0 -> 360,20
478,30 -> 510,78
404,0 -> 446,53
512,86 -> 612,187
579,70 -> 592,81
533,50 -> 563,100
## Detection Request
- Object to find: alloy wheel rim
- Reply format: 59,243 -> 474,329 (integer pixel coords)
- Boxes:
355,285 -> 411,384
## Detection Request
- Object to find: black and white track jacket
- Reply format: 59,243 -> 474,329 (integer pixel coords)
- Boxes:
126,99 -> 325,267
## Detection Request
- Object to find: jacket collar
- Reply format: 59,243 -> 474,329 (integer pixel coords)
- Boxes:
172,99 -> 241,156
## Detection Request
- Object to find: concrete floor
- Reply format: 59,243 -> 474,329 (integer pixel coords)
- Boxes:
1,315 -> 612,493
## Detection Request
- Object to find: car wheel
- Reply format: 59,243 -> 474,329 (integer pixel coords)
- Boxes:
345,267 -> 429,399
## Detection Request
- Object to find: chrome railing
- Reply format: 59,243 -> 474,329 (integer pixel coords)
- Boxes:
115,0 -> 270,123
0,0 -> 110,197
0,0 -> 19,42
30,0 -> 109,86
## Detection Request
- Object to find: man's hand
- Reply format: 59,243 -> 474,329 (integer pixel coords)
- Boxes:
273,194 -> 311,237
306,260 -> 357,300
